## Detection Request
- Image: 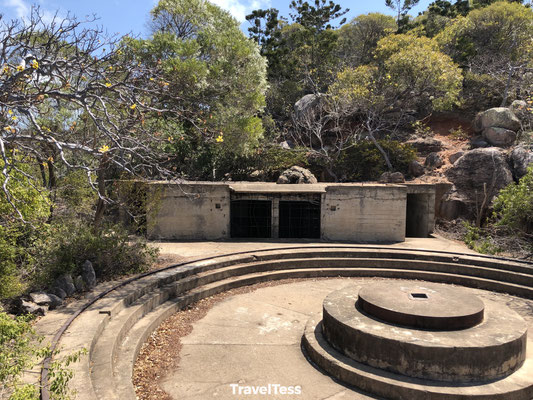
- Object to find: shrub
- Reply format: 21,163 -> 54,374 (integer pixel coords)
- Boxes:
31,221 -> 158,286
336,140 -> 417,181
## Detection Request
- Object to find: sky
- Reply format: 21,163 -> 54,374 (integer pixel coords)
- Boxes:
1,0 -> 435,37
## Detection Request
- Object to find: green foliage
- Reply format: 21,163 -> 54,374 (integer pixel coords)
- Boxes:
412,120 -> 434,137
130,0 -> 268,155
448,126 -> 469,140
337,13 -> 396,67
0,309 -> 85,399
336,140 -> 416,181
31,221 -> 158,285
493,166 -> 533,233
462,222 -> 502,255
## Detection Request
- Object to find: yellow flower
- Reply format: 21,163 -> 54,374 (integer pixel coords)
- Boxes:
105,82 -> 112,87
3,126 -> 12,131
47,156 -> 54,163
16,65 -> 24,72
1,65 -> 9,75
11,116 -> 17,121
130,104 -> 137,110
7,110 -> 12,115
31,59 -> 39,69
215,134 -> 224,143
99,145 -> 110,153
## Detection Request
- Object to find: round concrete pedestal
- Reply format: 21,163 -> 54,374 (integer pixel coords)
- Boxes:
357,282 -> 485,330
303,281 -> 533,399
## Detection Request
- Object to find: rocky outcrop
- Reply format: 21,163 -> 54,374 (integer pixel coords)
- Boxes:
405,138 -> 443,156
448,152 -> 464,164
509,146 -> 533,180
277,166 -> 318,184
408,160 -> 424,177
474,107 -> 521,133
473,107 -> 521,148
293,93 -> 323,123
378,171 -> 405,183
441,148 -> 513,219
425,152 -> 444,169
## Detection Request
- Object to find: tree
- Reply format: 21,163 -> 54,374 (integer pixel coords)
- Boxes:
0,8 -> 188,225
134,0 -> 268,158
436,2 -> 533,107
385,0 -> 420,31
337,13 -> 396,67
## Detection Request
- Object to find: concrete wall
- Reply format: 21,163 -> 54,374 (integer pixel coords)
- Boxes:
321,185 -> 407,242
146,183 -> 230,240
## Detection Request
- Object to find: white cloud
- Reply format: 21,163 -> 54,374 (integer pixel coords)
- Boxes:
209,0 -> 271,22
3,0 -> 30,18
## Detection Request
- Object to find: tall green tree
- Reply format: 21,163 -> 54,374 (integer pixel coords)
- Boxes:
385,0 -> 420,31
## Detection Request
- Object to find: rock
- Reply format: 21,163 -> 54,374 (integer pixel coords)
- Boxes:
509,146 -> 533,180
18,299 -> 47,316
378,172 -> 405,183
445,148 -> 513,216
293,93 -> 323,122
54,274 -> 76,296
29,292 -> 54,306
279,141 -> 293,150
408,160 -> 424,177
424,152 -> 444,169
473,107 -> 521,133
405,138 -> 443,157
277,166 -> 318,184
47,294 -> 63,309
50,287 -> 67,300
81,260 -> 97,288
482,126 -> 517,147
470,136 -> 490,149
74,275 -> 85,292
248,170 -> 265,181
439,189 -> 472,220
448,152 -> 464,164
510,100 -> 528,121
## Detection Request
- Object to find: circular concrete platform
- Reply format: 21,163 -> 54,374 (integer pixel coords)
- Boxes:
322,285 -> 527,382
357,282 -> 485,330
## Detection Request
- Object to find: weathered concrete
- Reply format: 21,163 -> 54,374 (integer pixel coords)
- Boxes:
322,285 -> 527,382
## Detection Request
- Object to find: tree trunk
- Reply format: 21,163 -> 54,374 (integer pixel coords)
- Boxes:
93,155 -> 109,231
368,131 -> 393,171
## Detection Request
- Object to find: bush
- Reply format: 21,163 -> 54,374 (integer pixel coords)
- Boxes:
493,165 -> 533,233
336,140 -> 417,181
0,309 -> 85,399
31,221 -> 158,286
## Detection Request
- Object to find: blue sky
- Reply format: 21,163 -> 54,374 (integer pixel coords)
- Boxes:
1,0 -> 434,37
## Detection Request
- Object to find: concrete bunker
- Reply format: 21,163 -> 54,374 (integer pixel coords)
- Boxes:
146,182 -> 436,242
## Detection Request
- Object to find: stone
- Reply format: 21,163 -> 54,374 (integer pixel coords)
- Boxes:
81,260 -> 97,288
18,299 -> 47,316
473,107 -> 521,132
438,189 -> 471,220
424,152 -> 444,169
54,274 -> 76,296
293,93 -> 323,122
509,146 -> 533,180
510,100 -> 528,121
46,294 -> 63,309
482,126 -> 516,147
29,292 -> 54,306
248,170 -> 265,181
448,151 -> 464,164
277,166 -> 318,184
445,148 -> 513,214
50,286 -> 67,300
378,171 -> 405,183
405,138 -> 443,157
74,275 -> 86,292
470,135 -> 489,149
408,160 -> 424,177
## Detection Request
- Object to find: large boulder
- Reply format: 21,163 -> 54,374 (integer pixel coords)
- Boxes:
509,146 -> 533,180
408,160 -> 424,177
18,299 -> 47,316
482,126 -> 517,148
405,138 -> 443,157
81,260 -> 97,288
510,100 -> 528,122
293,93 -> 323,123
425,152 -> 444,169
470,136 -> 490,149
444,148 -> 513,218
54,274 -> 76,296
277,166 -> 318,184
378,171 -> 405,183
473,107 -> 521,133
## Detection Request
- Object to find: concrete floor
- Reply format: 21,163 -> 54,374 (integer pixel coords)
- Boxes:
159,278 -> 533,400
153,235 -> 476,260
